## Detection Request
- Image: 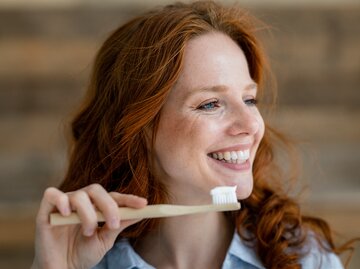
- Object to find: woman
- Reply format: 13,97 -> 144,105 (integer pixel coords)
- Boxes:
31,1 -> 351,268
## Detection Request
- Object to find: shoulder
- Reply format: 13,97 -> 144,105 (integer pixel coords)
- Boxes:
92,238 -> 155,269
228,231 -> 343,269
298,231 -> 344,269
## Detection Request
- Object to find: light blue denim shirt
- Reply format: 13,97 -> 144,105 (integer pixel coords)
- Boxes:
93,232 -> 343,269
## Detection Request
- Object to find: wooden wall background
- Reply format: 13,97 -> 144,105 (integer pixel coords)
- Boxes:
0,1 -> 359,268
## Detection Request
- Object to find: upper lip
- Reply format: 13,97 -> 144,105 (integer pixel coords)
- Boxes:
209,143 -> 252,153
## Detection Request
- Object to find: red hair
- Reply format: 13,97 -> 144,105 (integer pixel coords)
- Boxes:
59,1 -> 355,268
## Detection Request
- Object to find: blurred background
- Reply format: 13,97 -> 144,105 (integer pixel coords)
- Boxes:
0,0 -> 359,268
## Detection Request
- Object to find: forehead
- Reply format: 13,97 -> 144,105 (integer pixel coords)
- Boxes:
170,32 -> 253,98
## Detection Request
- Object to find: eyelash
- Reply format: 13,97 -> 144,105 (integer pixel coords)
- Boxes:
197,100 -> 220,111
244,98 -> 258,106
197,98 -> 258,111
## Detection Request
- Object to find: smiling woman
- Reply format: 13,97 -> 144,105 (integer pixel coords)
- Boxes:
31,1 -> 356,269
152,32 -> 264,202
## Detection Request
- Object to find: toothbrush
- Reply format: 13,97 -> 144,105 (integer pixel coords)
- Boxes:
50,186 -> 240,226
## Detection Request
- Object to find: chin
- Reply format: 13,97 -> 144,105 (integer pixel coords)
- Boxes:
235,179 -> 253,200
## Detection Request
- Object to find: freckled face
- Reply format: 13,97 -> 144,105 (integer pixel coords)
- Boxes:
152,32 -> 265,204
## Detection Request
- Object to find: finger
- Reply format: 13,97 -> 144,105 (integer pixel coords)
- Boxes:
37,187 -> 71,225
97,218 -> 143,251
68,190 -> 98,236
83,184 -> 121,230
109,192 -> 148,209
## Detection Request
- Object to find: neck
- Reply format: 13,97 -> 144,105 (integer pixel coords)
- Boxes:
134,212 -> 234,269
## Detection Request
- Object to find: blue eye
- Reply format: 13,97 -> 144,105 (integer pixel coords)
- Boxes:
197,100 -> 219,111
244,98 -> 258,106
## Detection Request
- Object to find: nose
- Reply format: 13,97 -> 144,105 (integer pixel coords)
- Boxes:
226,105 -> 260,136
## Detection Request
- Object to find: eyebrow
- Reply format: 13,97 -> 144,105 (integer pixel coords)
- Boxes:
184,83 -> 258,100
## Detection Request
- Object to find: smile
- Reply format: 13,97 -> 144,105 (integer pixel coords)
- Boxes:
209,149 -> 250,164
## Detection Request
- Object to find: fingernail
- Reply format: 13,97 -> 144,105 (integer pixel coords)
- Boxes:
110,218 -> 119,229
62,207 -> 71,216
84,228 -> 94,236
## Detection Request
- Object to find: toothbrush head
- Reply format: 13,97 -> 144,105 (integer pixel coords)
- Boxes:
210,186 -> 238,205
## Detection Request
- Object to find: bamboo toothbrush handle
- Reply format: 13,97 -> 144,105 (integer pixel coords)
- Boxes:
50,203 -> 241,226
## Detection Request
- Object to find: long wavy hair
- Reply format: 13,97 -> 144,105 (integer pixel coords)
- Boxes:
59,1 -> 355,268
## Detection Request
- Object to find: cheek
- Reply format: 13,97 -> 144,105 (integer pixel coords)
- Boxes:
153,115 -> 200,181
258,115 -> 265,140
253,109 -> 265,141
251,114 -> 265,160
154,113 -> 219,172
154,113 -> 195,167
160,113 -> 214,148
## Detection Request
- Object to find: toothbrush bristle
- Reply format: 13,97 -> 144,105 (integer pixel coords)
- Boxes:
210,186 -> 238,205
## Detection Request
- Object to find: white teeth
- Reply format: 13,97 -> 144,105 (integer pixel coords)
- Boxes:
210,149 -> 250,163
223,152 -> 231,161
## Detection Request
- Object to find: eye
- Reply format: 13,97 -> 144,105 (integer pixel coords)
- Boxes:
197,100 -> 220,111
244,98 -> 258,106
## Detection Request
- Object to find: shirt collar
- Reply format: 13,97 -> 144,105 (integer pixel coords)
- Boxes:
227,232 -> 266,269
113,232 -> 266,269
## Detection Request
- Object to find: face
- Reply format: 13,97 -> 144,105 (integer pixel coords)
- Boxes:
152,32 -> 265,204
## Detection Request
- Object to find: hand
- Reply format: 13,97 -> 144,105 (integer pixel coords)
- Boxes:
31,184 -> 147,269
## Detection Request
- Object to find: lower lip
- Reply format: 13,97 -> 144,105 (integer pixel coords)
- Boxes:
209,157 -> 251,171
